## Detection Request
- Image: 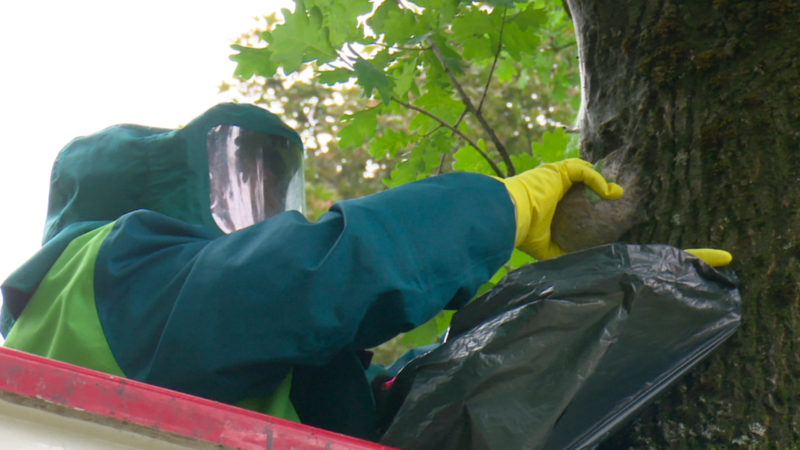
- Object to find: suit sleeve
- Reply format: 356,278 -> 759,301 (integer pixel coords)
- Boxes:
94,172 -> 515,402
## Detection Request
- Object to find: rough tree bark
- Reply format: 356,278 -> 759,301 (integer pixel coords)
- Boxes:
562,0 -> 800,447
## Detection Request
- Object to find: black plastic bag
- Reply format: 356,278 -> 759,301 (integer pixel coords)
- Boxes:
379,244 -> 741,450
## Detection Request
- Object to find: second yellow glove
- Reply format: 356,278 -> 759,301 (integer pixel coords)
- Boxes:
500,159 -> 624,260
684,248 -> 734,267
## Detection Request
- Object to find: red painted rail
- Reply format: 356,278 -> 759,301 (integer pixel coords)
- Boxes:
0,346 -> 394,449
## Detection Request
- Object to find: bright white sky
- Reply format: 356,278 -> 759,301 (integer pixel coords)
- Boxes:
0,1 -> 291,284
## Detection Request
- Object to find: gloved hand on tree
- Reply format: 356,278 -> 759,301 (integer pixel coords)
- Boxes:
498,158 -> 734,268
499,159 -> 624,260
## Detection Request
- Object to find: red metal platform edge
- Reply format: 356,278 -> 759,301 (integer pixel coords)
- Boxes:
0,346 -> 395,449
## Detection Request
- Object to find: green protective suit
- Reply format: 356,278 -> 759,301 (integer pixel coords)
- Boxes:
1,103 -> 515,439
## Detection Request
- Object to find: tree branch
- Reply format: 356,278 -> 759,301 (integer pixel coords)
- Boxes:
454,107 -> 468,128
429,39 -> 515,175
550,39 -> 576,53
477,7 -> 507,114
392,96 -> 505,177
439,109 -> 467,175
436,151 -> 449,175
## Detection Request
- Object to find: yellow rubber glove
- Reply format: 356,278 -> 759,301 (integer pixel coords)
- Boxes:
500,159 -> 624,260
684,248 -> 733,267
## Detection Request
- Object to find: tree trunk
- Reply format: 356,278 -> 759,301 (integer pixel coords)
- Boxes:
564,0 -> 800,446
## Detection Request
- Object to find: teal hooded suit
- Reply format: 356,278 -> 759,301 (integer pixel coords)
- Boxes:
1,103 -> 515,439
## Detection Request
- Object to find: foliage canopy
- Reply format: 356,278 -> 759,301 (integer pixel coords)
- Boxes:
228,0 -> 580,353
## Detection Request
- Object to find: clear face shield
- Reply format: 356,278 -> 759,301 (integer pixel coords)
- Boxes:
207,124 -> 305,233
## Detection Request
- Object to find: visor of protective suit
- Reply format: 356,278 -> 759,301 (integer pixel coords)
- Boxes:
207,124 -> 305,233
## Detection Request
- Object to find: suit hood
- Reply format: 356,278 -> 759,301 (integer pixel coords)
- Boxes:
2,103 -> 302,334
43,102 -> 302,243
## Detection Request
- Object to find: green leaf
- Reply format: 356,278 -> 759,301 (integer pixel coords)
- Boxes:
408,88 -> 463,132
417,130 -> 453,168
512,6 -> 548,31
354,57 -> 394,105
385,148 -> 436,187
268,5 -> 337,73
315,0 -> 373,48
418,44 -> 454,90
503,21 -> 542,59
533,128 -> 570,162
338,107 -> 380,148
484,0 -> 516,7
453,140 -> 495,174
495,57 -> 519,82
565,132 -> 581,159
399,317 -> 439,346
369,129 -> 414,159
510,152 -> 541,173
399,310 -> 454,347
390,57 -> 420,99
431,34 -> 466,76
416,0 -> 461,31
370,49 -> 394,73
533,50 -> 555,84
451,6 -> 498,43
317,67 -> 354,85
462,36 -> 496,61
230,45 -> 277,79
385,130 -> 453,186
368,1 -> 422,46
385,160 -> 421,188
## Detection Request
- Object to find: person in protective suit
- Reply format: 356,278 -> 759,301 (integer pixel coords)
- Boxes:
0,103 -> 731,440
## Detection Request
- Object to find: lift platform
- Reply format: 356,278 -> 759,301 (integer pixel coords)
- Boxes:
0,346 -> 393,449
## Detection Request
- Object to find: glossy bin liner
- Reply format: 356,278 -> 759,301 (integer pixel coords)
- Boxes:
378,244 -> 741,449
